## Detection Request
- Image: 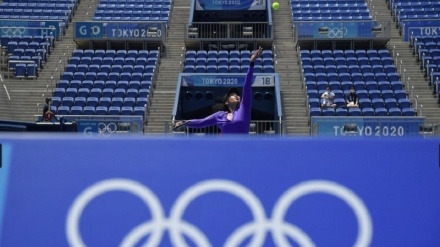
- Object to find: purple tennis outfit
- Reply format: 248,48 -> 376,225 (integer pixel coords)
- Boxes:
185,64 -> 254,134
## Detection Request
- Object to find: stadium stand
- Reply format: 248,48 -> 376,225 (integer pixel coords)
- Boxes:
0,0 -> 439,135
49,49 -> 158,120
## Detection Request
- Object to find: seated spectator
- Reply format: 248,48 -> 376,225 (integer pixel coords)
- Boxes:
42,97 -> 56,122
321,86 -> 336,109
345,85 -> 359,108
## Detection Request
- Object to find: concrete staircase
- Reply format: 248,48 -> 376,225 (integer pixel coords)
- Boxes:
272,0 -> 309,135
370,0 -> 440,123
0,0 -> 97,122
145,0 -> 191,133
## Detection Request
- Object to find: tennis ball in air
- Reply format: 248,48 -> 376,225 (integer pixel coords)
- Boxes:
272,2 -> 279,10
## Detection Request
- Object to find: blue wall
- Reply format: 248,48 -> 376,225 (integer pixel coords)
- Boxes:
0,135 -> 439,246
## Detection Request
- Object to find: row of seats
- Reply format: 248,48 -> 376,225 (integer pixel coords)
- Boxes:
53,88 -> 150,99
94,10 -> 170,17
71,49 -> 158,59
96,4 -> 170,10
61,72 -> 154,82
306,80 -> 404,92
309,97 -> 411,110
53,105 -> 147,116
291,0 -> 367,3
307,88 -> 408,101
303,64 -> 396,74
57,80 -> 152,90
99,0 -> 170,4
303,72 -> 400,83
13,63 -> 39,78
183,65 -> 275,73
1,35 -> 54,47
185,50 -> 273,59
0,2 -> 74,9
301,56 -> 394,66
9,56 -> 43,70
68,57 -> 158,66
300,49 -> 392,59
309,106 -> 415,116
6,40 -> 52,55
291,2 -> 368,9
65,64 -> 156,74
92,16 -> 167,21
184,57 -> 274,67
0,8 -> 72,15
293,15 -> 372,21
3,0 -> 77,4
51,96 -> 148,108
392,0 -> 440,27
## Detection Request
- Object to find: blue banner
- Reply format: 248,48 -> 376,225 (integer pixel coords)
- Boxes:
0,20 -> 62,38
181,73 -> 275,87
405,20 -> 440,41
74,21 -> 166,40
74,22 -> 104,39
195,0 -> 266,11
0,137 -> 440,246
311,116 -> 425,137
297,21 -> 377,39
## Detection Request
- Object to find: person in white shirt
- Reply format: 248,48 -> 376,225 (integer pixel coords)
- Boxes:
321,86 -> 336,109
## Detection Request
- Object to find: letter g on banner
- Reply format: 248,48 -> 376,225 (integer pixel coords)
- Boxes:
66,179 -> 373,247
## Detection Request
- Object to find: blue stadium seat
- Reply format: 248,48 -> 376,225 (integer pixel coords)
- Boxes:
366,81 -> 378,91
57,106 -> 70,115
77,88 -> 90,98
402,108 -> 415,116
86,97 -> 99,107
230,65 -> 240,73
93,80 -> 105,90
111,97 -> 124,107
121,106 -> 133,115
375,108 -> 388,116
14,64 -> 26,78
348,108 -> 362,116
113,88 -> 125,98
108,106 -> 121,115
62,97 -> 74,108
73,72 -> 85,81
388,108 -> 402,116
309,107 -> 321,116
195,65 -> 206,73
65,88 -> 78,98
74,97 -> 87,107
136,97 -> 148,107
359,98 -> 371,109
123,97 -> 136,107
322,108 -> 335,116
134,106 -> 146,118
98,97 -> 111,107
263,65 -> 275,73
336,108 -> 348,116
95,106 -> 108,115
394,90 -> 407,100
70,106 -> 83,115
362,107 -> 375,116
369,90 -> 382,100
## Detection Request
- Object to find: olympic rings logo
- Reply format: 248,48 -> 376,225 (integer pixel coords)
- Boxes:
66,179 -> 373,247
1,26 -> 27,36
327,27 -> 348,38
97,122 -> 117,136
